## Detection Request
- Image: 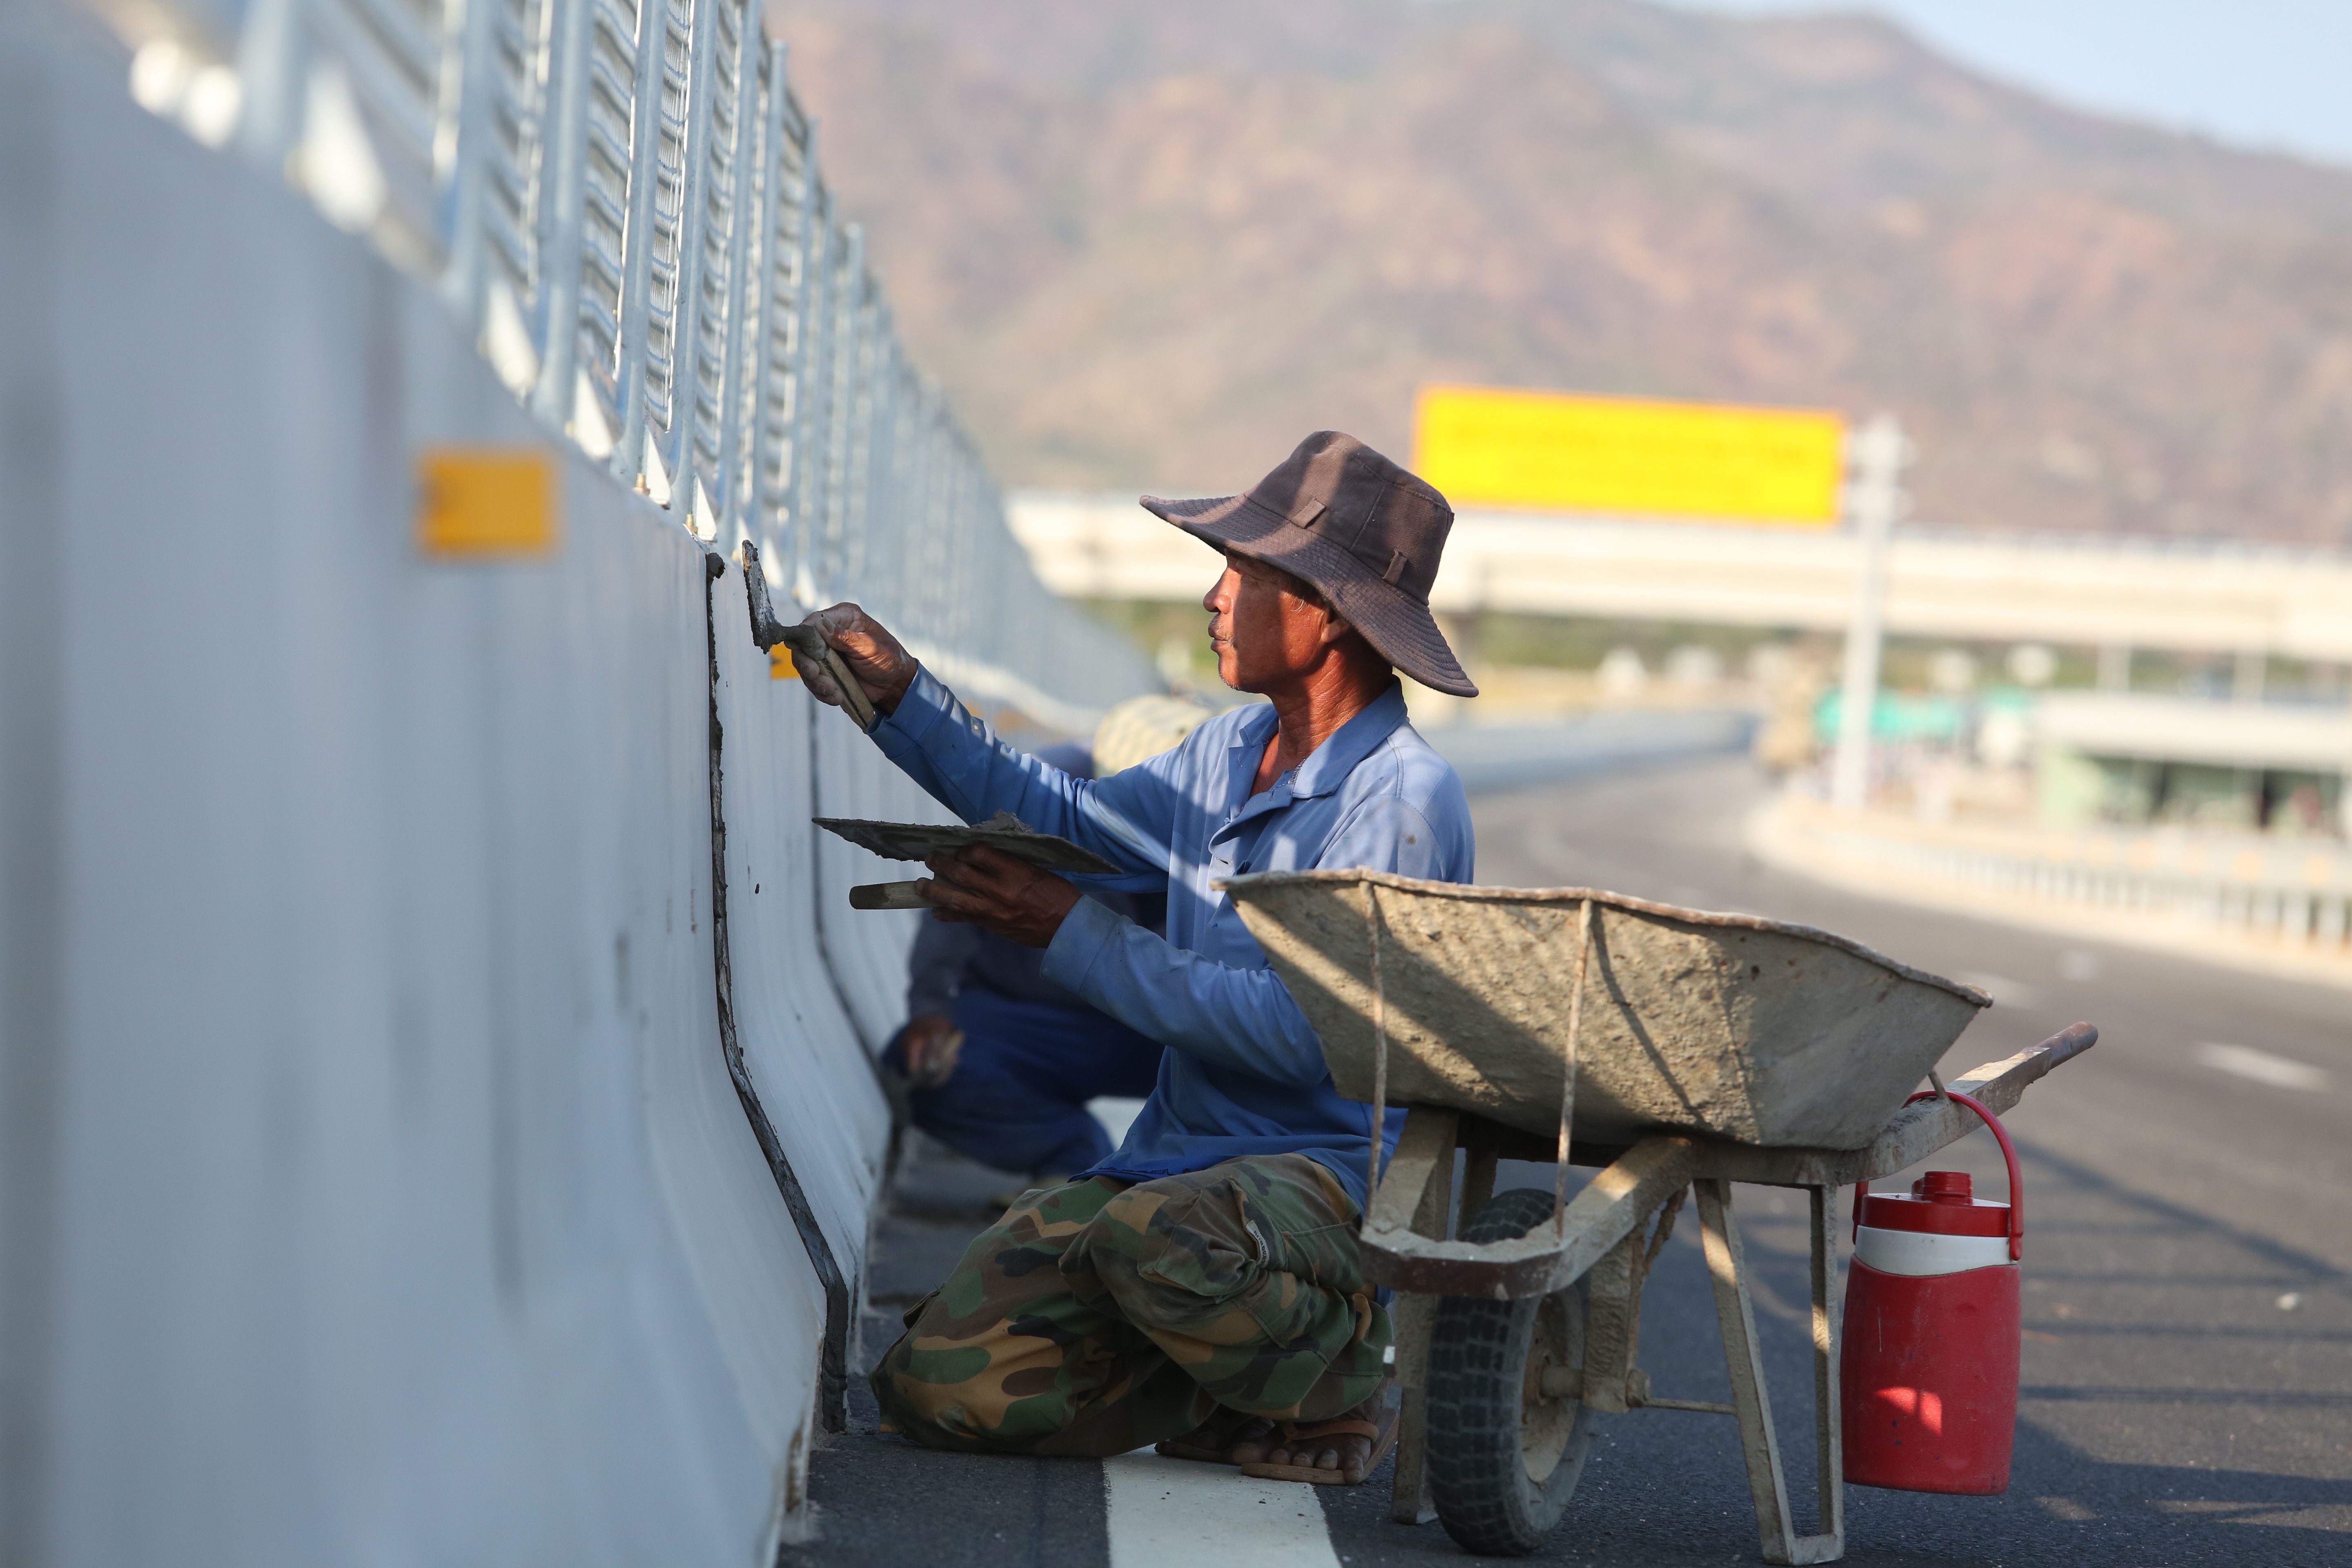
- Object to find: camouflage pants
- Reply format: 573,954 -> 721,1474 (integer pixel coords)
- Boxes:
871,1154 -> 1392,1456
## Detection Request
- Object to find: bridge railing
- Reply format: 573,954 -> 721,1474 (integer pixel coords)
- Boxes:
140,0 -> 1149,723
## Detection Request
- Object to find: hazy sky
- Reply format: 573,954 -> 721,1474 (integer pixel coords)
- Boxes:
1682,1 -> 2352,169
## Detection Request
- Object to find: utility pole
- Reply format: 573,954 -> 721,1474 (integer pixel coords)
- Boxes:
1832,415 -> 1908,814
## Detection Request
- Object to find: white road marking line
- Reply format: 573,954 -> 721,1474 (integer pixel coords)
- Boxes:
2194,1042 -> 2332,1093
1103,1451 -> 1341,1568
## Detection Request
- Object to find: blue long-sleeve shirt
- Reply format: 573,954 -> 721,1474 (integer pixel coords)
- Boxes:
869,667 -> 1474,1210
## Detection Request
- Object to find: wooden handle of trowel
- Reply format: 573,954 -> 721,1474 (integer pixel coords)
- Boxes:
849,881 -> 933,911
810,640 -> 879,732
736,542 -> 880,733
780,627 -> 878,733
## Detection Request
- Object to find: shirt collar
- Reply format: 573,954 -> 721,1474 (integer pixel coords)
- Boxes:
1221,681 -> 1411,809
1291,680 -> 1409,799
1228,700 -> 1280,753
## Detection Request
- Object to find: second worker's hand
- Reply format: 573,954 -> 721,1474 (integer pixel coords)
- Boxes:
918,845 -> 1081,949
795,602 -> 918,716
897,1013 -> 963,1089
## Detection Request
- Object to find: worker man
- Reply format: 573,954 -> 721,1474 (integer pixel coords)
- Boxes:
791,431 -> 1477,1483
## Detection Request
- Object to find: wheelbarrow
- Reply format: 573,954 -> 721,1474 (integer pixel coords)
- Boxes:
1221,869 -> 2097,1565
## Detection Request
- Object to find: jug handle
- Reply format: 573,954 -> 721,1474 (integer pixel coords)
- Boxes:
1853,1090 -> 2023,1261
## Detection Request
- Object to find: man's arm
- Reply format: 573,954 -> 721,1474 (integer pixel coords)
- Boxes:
922,795 -> 1460,1086
1043,899 -> 1331,1085
914,844 -> 1329,1086
1041,795 -> 1460,1081
794,603 -> 1176,878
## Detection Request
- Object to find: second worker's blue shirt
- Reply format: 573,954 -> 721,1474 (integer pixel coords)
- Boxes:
870,668 -> 1474,1210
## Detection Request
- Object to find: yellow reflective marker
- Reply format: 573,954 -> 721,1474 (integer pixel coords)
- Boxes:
1414,385 -> 1846,526
416,448 -> 558,557
770,645 -> 801,681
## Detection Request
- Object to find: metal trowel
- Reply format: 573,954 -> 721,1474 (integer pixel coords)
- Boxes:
737,539 -> 878,732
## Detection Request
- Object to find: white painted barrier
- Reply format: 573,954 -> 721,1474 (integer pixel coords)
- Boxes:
0,3 -> 1153,1566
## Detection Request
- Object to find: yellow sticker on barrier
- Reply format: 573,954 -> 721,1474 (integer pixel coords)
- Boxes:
416,448 -> 558,557
1414,385 -> 1846,525
770,646 -> 801,681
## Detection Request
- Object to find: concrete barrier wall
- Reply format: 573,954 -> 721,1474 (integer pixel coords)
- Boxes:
0,5 -> 1150,1564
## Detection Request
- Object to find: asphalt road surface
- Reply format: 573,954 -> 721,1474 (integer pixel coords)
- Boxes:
788,756 -> 2352,1568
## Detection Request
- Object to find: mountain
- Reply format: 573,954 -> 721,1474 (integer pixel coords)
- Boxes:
765,0 -> 2352,546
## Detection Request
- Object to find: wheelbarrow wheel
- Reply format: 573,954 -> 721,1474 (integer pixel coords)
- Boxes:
1427,1187 -> 1596,1557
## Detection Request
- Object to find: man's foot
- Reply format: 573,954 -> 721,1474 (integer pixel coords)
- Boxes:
1236,1387 -> 1401,1485
1156,1407 -> 1281,1466
1254,1423 -> 1372,1475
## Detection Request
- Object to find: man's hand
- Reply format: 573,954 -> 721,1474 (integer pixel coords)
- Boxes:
794,602 -> 918,715
897,1013 -> 963,1089
918,845 -> 1082,949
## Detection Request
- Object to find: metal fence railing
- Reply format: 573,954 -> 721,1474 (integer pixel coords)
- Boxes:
1765,793 -> 2352,953
122,0 -> 1152,726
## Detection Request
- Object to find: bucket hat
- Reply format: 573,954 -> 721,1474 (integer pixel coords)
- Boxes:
1141,431 -> 1477,697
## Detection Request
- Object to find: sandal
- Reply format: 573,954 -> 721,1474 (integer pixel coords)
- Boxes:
1236,1395 -> 1401,1486
1155,1410 -> 1279,1466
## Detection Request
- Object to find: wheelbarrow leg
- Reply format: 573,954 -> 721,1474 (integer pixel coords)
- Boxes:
1388,1290 -> 1440,1525
1695,1179 -> 1843,1566
1402,1121 -> 1497,1510
1381,1111 -> 1457,1525
1808,1185 -> 1846,1554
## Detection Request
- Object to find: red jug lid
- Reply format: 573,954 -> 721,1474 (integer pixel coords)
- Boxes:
1859,1171 -> 2010,1237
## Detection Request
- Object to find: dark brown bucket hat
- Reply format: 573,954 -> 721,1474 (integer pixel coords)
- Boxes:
1141,431 -> 1479,698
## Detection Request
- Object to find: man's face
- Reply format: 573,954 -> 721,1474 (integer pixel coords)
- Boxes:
1203,552 -> 1333,693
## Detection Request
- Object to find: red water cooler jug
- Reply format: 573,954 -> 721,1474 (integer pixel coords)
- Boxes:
1841,1091 -> 2022,1494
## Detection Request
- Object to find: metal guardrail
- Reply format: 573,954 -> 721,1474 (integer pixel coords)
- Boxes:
1902,842 -> 2352,948
119,0 -> 1150,724
1775,795 -> 2352,951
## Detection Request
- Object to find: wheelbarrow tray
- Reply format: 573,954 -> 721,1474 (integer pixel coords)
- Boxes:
1221,869 -> 1989,1151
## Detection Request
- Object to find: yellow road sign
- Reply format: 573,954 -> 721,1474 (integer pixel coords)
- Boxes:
1414,385 -> 1846,525
416,447 -> 559,557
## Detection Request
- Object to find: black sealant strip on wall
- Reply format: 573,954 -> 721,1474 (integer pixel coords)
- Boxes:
703,553 -> 851,1431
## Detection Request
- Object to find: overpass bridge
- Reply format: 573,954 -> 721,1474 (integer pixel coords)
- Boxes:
1012,491 -> 2352,666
